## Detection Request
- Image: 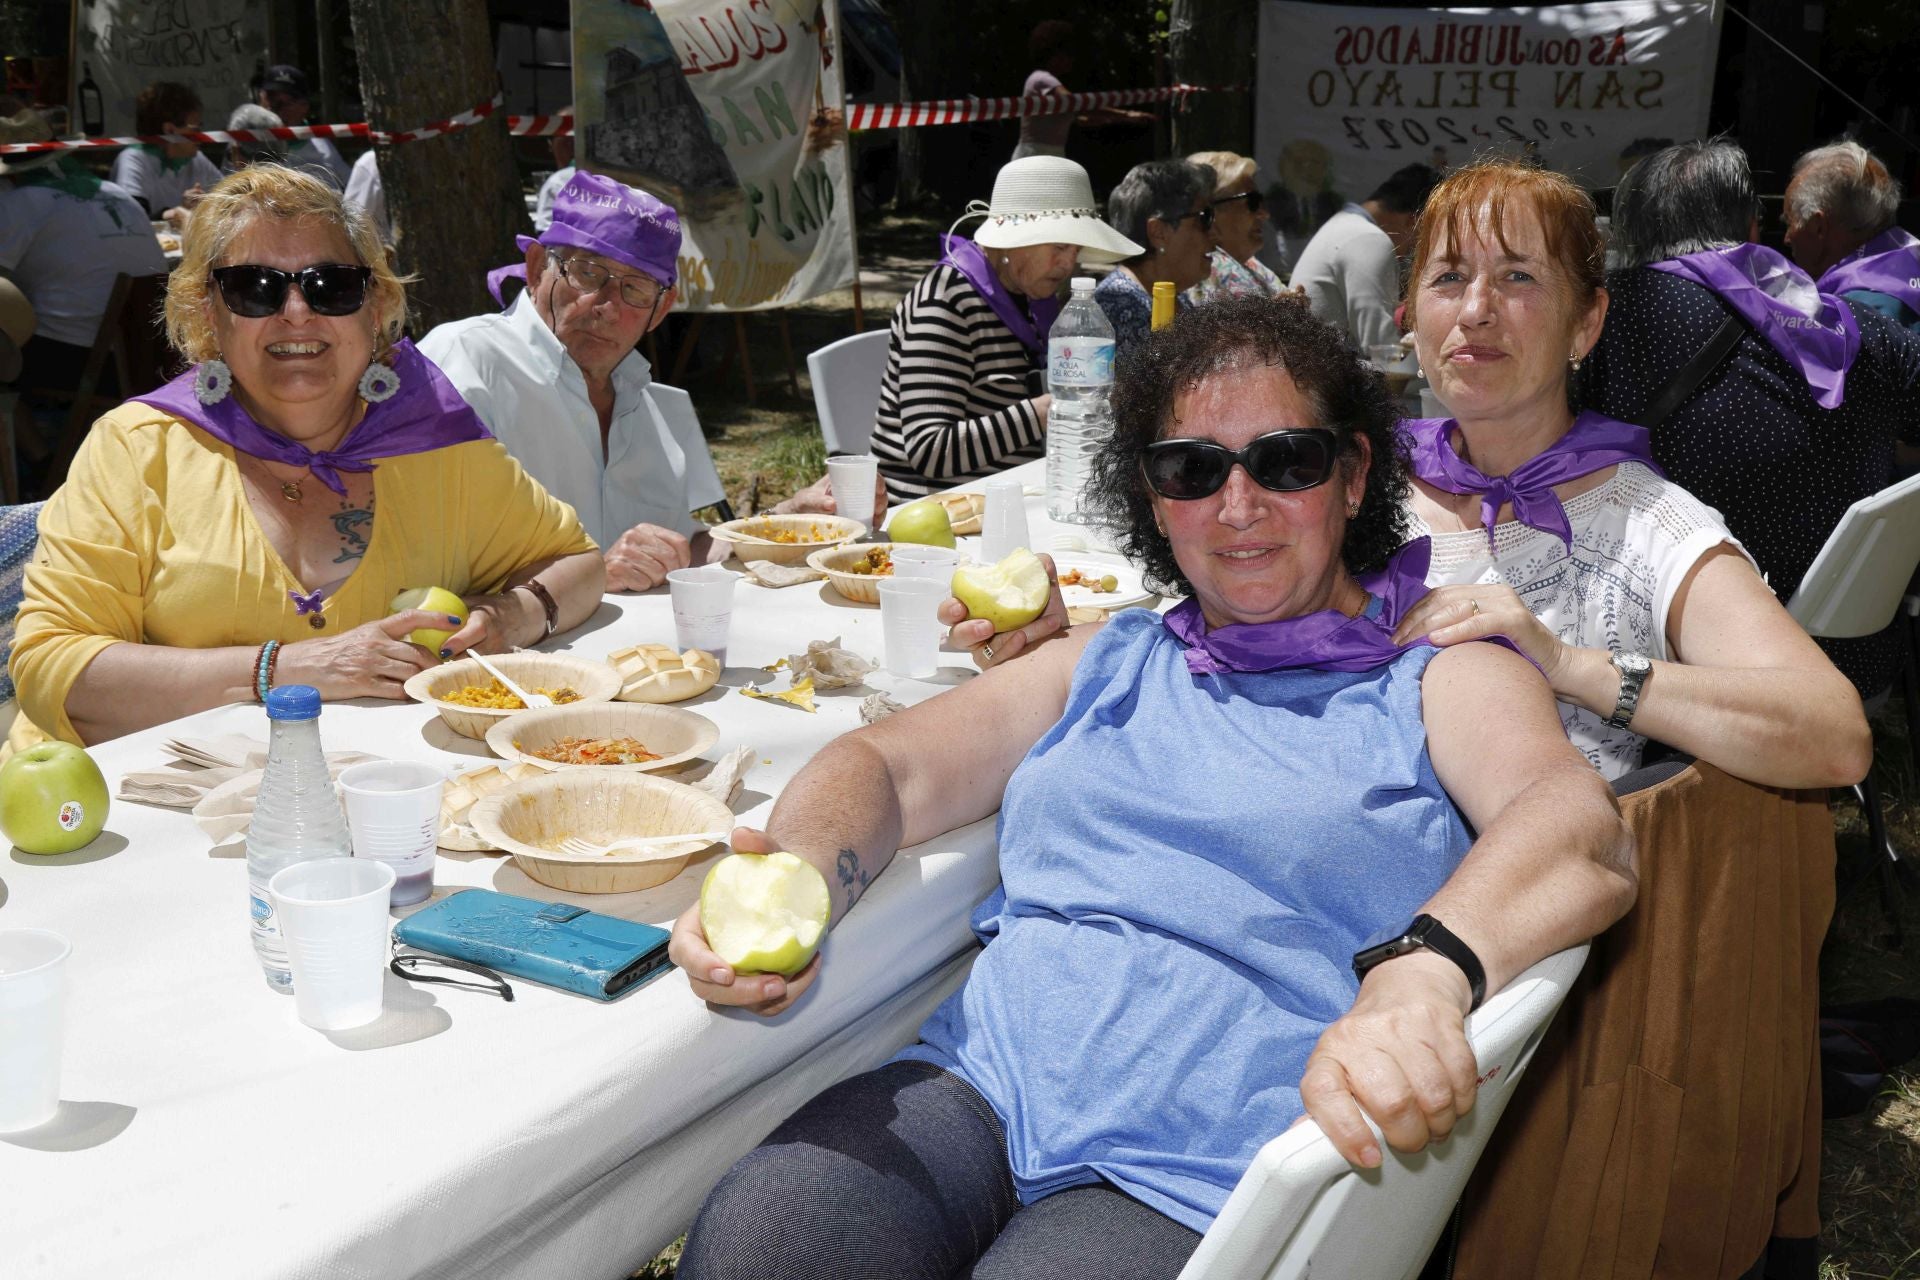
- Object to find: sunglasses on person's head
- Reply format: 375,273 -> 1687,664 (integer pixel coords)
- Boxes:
1212,190 -> 1265,215
208,263 -> 373,318
1141,428 -> 1343,500
1164,206 -> 1216,233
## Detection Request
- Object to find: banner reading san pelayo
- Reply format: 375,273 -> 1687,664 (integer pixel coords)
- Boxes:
1256,1 -> 1720,254
573,0 -> 855,312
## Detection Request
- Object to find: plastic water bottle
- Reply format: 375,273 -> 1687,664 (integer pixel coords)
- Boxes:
245,686 -> 351,993
1046,277 -> 1116,525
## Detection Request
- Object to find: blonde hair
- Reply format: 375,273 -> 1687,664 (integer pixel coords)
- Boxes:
165,163 -> 411,364
1187,150 -> 1258,195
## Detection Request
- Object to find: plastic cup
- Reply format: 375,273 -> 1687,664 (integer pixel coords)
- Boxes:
979,477 -> 1031,564
339,761 -> 444,907
667,565 -> 738,666
826,454 -> 879,526
270,859 -> 396,1032
0,929 -> 71,1133
889,544 -> 962,580
878,577 -> 948,678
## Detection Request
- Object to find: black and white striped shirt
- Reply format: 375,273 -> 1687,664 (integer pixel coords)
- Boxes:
871,265 -> 1046,504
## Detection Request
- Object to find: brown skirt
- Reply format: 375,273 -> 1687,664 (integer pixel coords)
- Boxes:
1455,761 -> 1832,1278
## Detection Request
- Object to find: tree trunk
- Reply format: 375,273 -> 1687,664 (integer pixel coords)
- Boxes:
1169,0 -> 1257,158
345,0 -> 526,333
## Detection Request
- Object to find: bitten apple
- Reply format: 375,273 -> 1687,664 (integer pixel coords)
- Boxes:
0,741 -> 110,855
700,851 -> 831,977
389,586 -> 468,653
950,548 -> 1050,632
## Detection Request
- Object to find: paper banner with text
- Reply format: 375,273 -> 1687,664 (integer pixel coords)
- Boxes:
1256,0 -> 1720,251
71,0 -> 269,137
573,0 -> 854,313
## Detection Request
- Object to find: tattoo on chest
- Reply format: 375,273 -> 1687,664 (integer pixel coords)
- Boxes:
331,503 -> 374,564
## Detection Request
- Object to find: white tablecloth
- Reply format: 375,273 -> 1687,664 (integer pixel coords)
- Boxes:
0,461 -> 1149,1280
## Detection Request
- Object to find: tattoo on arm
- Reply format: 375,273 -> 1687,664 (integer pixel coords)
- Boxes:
835,848 -> 870,908
331,506 -> 373,564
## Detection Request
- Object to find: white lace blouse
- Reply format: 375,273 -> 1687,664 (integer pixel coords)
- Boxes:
1407,461 -> 1751,779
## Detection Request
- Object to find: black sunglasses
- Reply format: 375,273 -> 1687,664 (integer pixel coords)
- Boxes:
1213,190 -> 1265,215
1163,206 -> 1216,233
1141,429 -> 1343,500
209,263 -> 373,318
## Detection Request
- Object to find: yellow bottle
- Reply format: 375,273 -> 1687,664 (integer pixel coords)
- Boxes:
1151,281 -> 1176,331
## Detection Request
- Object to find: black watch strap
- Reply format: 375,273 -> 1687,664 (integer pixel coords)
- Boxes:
1351,913 -> 1487,1012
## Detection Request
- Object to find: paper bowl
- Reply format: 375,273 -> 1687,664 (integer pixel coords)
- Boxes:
404,653 -> 624,740
485,702 -> 720,774
708,513 -> 864,566
467,769 -> 734,893
806,542 -> 901,604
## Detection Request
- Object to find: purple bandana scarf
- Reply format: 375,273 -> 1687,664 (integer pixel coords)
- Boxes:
135,339 -> 492,495
1162,537 -> 1437,676
1650,243 -> 1860,409
1403,411 -> 1661,549
1818,227 -> 1920,317
940,234 -> 1061,356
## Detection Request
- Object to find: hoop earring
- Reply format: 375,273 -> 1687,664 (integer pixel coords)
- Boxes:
358,360 -> 401,403
194,358 -> 232,406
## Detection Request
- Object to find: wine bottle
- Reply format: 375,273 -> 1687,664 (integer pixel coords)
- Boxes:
78,63 -> 103,135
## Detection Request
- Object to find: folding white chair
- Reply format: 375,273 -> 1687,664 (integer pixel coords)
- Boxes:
806,329 -> 891,456
644,382 -> 733,522
1176,943 -> 1588,1280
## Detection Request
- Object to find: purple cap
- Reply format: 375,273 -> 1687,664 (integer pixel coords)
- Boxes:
518,172 -> 681,288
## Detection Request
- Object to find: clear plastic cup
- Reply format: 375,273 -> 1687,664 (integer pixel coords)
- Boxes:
338,761 -> 444,907
889,544 -> 962,580
667,565 -> 738,666
0,929 -> 71,1133
269,859 -> 396,1031
825,454 -> 879,526
878,577 -> 949,678
980,477 -> 1031,564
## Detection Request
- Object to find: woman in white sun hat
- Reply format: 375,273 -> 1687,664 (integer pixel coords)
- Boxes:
870,155 -> 1142,505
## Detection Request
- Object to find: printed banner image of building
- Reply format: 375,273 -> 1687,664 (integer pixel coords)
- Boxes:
585,42 -> 744,221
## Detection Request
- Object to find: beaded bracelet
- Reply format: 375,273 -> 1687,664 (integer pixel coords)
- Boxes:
254,640 -> 280,703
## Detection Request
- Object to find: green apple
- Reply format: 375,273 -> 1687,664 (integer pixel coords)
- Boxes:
700,851 -> 831,977
951,548 -> 1050,632
389,586 -> 468,653
0,741 -> 110,855
886,499 -> 956,548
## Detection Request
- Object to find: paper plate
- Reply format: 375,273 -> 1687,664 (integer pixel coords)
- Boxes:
1055,562 -> 1154,610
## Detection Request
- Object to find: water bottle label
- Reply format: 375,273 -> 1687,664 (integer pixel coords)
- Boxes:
1048,338 -> 1115,389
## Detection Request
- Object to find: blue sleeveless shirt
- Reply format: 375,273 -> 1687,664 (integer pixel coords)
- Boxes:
898,607 -> 1473,1233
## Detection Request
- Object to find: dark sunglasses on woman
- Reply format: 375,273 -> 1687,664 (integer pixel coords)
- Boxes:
1141,428 -> 1341,500
1164,206 -> 1216,233
208,263 -> 373,318
1212,190 -> 1265,215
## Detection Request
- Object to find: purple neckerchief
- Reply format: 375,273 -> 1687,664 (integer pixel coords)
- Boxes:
1163,537 -> 1437,676
1403,411 -> 1661,550
940,234 -> 1061,355
1650,243 -> 1860,409
135,340 -> 493,495
487,263 -> 528,306
1818,227 -> 1920,316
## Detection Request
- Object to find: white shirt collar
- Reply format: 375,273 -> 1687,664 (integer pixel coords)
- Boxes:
504,290 -> 655,401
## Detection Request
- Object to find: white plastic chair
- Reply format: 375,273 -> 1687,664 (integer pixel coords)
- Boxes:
1176,943 -> 1589,1280
643,382 -> 729,517
806,329 -> 891,455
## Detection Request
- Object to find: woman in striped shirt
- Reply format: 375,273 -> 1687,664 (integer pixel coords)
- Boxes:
872,157 -> 1141,504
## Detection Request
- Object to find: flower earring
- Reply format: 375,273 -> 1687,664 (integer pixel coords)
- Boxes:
194,358 -> 233,406
358,359 -> 400,403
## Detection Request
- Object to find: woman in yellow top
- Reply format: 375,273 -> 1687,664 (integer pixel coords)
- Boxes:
12,165 -> 605,747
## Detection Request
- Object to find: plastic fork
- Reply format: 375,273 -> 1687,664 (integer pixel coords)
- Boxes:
558,831 -> 730,858
467,652 -> 551,708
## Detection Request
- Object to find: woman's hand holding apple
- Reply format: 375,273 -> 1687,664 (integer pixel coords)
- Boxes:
439,590 -> 543,658
939,551 -> 1071,670
669,826 -> 823,1017
275,611 -> 447,699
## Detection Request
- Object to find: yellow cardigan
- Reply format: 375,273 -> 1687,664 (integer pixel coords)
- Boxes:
12,403 -> 598,745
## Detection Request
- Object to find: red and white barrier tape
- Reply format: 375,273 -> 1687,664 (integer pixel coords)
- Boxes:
0,83 -> 1230,154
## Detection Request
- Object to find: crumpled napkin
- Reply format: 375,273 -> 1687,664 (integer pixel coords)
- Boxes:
860,692 -> 905,724
741,559 -> 825,588
688,745 -> 755,808
787,637 -> 875,690
117,734 -> 377,844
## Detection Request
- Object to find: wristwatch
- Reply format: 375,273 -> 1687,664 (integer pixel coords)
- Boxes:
1606,650 -> 1653,730
1352,914 -> 1487,1012
516,579 -> 560,638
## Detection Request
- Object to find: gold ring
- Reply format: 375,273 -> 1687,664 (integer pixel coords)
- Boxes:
1469,599 -> 1481,616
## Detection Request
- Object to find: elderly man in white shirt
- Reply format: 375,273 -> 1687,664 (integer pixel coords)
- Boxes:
1289,162 -> 1439,351
421,173 -> 880,591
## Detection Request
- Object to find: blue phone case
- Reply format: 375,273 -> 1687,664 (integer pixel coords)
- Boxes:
392,889 -> 674,1002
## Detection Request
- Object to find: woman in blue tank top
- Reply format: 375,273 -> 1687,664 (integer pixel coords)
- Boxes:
672,299 -> 1638,1280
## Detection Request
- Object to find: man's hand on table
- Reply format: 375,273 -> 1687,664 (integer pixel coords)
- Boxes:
777,472 -> 889,532
606,523 -> 694,592
670,826 -> 822,1017
939,551 -> 1070,670
1295,951 -> 1479,1169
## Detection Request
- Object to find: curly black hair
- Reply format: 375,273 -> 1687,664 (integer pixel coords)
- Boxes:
1085,296 -> 1411,597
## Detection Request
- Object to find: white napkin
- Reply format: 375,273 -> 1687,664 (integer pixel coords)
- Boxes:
688,745 -> 755,808
787,637 -> 875,690
741,559 -> 825,588
191,751 -> 377,843
859,692 -> 906,724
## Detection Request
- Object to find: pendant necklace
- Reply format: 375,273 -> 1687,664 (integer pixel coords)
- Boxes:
279,477 -> 304,503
